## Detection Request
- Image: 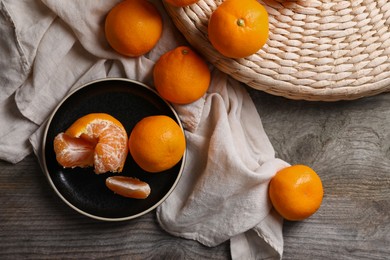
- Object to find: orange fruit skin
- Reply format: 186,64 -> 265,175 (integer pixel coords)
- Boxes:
208,0 -> 269,59
105,0 -> 163,57
153,46 -> 210,104
54,113 -> 128,174
65,113 -> 124,138
129,115 -> 186,173
269,165 -> 324,221
164,0 -> 199,7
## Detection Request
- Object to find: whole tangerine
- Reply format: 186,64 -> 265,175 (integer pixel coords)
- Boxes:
164,0 -> 200,7
208,0 -> 269,58
269,165 -> 324,221
153,46 -> 210,105
105,0 -> 163,57
128,115 -> 186,173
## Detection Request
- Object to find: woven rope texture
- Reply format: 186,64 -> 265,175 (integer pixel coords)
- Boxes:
164,0 -> 390,101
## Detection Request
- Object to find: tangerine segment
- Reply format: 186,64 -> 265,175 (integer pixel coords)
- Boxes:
208,0 -> 269,58
129,115 -> 186,173
105,0 -> 163,57
54,113 -> 128,174
106,176 -> 151,199
269,165 -> 324,221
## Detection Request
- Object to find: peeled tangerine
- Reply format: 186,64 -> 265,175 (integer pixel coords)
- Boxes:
53,113 -> 128,174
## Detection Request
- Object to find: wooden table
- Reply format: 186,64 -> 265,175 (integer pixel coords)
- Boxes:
1,88 -> 389,259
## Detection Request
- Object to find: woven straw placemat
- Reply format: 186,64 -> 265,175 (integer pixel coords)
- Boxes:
164,0 -> 390,101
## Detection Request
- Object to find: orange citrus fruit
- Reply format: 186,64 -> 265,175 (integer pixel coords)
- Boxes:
128,115 -> 186,173
54,113 -> 128,174
269,165 -> 324,221
208,0 -> 269,58
105,0 -> 163,57
153,46 -> 210,104
164,0 -> 199,7
106,176 -> 151,199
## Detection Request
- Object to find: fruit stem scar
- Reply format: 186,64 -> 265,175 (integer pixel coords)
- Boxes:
182,49 -> 189,55
237,18 -> 245,27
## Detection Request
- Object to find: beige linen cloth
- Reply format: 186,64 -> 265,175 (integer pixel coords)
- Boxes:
0,0 -> 289,259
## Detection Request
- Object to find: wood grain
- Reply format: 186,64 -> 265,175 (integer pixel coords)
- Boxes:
1,90 -> 389,259
0,155 -> 230,259
249,89 -> 390,260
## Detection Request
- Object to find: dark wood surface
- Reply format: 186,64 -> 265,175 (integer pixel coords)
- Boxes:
1,88 -> 389,259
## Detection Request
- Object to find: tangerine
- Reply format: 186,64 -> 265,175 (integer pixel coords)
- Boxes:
53,113 -> 128,174
269,165 -> 324,221
128,115 -> 186,173
105,0 -> 163,57
164,0 -> 199,7
208,0 -> 269,58
153,46 -> 210,104
106,176 -> 151,199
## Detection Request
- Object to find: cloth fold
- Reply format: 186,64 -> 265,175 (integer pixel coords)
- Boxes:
157,70 -> 289,256
0,0 -> 289,259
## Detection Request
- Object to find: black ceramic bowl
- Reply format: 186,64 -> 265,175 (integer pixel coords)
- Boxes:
42,78 -> 186,221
